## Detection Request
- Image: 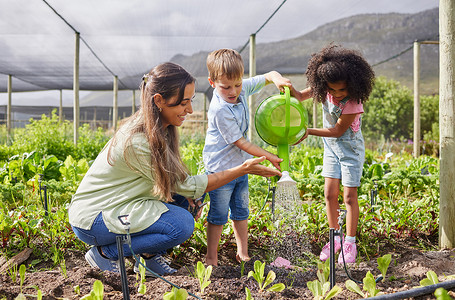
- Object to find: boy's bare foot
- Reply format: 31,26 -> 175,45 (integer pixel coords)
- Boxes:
205,257 -> 218,266
236,254 -> 251,263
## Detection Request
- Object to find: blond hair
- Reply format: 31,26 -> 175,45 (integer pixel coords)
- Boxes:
206,48 -> 244,81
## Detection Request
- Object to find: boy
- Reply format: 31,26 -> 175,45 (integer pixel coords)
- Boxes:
203,48 -> 291,266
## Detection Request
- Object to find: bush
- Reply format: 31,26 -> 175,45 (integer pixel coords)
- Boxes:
363,77 -> 439,144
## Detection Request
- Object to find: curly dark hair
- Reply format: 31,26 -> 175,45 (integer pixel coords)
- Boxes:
305,44 -> 375,104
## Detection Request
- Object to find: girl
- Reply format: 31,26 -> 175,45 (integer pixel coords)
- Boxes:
292,44 -> 375,263
68,62 -> 281,276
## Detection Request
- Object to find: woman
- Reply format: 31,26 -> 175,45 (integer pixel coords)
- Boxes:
68,62 -> 281,276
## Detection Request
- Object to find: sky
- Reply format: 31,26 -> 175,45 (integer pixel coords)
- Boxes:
0,0 -> 439,106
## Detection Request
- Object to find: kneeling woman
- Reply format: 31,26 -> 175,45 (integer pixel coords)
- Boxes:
68,62 -> 281,276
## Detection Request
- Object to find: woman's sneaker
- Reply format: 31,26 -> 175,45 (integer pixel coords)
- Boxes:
319,239 -> 341,261
85,247 -> 119,272
134,254 -> 177,276
338,241 -> 357,264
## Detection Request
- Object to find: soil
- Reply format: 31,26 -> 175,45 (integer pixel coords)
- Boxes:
1,238 -> 455,300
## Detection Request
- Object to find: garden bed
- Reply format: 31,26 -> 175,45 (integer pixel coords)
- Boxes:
1,239 -> 454,299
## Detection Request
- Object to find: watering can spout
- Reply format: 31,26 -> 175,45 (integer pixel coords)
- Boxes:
277,171 -> 297,186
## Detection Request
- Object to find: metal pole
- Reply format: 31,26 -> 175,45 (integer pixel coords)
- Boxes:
313,99 -> 318,128
203,93 -> 207,133
73,32 -> 80,146
439,0 -> 455,249
116,236 -> 130,300
413,41 -> 421,157
248,33 -> 256,141
113,75 -> 118,131
329,228 -> 336,289
59,89 -> 63,123
7,75 -> 12,142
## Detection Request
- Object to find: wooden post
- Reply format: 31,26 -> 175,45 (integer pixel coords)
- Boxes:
7,75 -> 12,142
203,93 -> 207,133
248,33 -> 256,141
113,75 -> 118,131
413,41 -> 421,157
59,89 -> 63,123
313,100 -> 318,128
73,32 -> 80,146
132,90 -> 136,114
439,0 -> 455,249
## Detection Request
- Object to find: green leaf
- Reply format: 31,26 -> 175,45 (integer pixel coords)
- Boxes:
307,280 -> 323,297
363,271 -> 381,297
92,280 -> 104,300
345,279 -> 365,297
138,283 -> 146,295
267,283 -> 285,292
263,270 -> 276,290
377,254 -> 392,281
163,287 -> 188,300
420,270 -> 439,286
245,287 -> 254,300
434,287 -> 453,300
324,285 -> 342,300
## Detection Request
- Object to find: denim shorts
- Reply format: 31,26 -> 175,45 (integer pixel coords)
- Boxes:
207,174 -> 249,225
322,133 -> 365,187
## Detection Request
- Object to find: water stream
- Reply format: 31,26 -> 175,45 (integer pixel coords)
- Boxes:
270,181 -> 313,266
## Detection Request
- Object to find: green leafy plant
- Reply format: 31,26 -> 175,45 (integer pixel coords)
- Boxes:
58,258 -> 67,279
345,279 -> 366,298
240,260 -> 246,277
245,287 -> 254,300
307,280 -> 342,300
13,264 -> 27,300
316,259 -> 330,285
80,280 -> 104,300
434,287 -> 453,300
7,263 -> 18,283
377,254 -> 392,281
136,257 -> 147,294
163,287 -> 188,300
346,271 -> 383,298
195,261 -> 212,294
419,270 -> 439,286
247,260 -> 285,292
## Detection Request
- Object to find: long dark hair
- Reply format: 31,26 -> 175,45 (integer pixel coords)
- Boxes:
109,62 -> 195,202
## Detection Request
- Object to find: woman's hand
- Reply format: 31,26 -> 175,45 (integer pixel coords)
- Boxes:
241,156 -> 282,177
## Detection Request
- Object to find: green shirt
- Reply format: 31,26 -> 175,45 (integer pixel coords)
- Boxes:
68,123 -> 208,234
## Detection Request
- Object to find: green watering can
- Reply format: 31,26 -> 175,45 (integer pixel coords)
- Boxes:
254,86 -> 308,184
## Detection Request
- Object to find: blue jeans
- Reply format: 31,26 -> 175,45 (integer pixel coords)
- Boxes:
207,174 -> 249,225
71,195 -> 194,259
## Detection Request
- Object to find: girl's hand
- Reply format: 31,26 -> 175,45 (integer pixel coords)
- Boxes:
267,154 -> 283,170
292,129 -> 310,146
242,156 -> 282,177
291,86 -> 312,102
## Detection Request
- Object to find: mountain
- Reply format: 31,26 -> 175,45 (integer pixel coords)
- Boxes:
172,8 -> 439,95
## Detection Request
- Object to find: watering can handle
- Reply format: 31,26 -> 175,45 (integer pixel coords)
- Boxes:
283,86 -> 290,138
